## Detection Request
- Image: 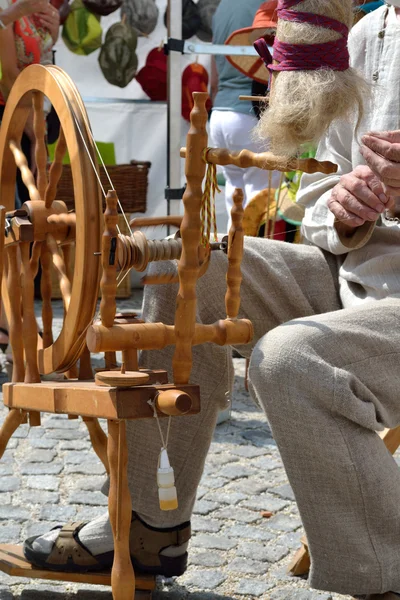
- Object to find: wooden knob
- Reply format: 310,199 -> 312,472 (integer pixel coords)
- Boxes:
155,390 -> 192,416
95,370 -> 150,388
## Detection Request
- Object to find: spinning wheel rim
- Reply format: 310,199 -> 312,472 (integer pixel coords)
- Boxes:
0,64 -> 102,374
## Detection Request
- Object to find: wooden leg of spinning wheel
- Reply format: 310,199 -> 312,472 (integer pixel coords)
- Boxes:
379,426 -> 400,455
83,417 -> 110,474
107,419 -> 135,600
0,409 -> 27,458
287,535 -> 311,576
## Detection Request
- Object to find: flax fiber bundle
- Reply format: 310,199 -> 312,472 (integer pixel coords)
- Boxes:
257,0 -> 367,156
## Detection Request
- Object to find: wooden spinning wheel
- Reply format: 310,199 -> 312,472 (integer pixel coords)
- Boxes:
0,64 -> 102,376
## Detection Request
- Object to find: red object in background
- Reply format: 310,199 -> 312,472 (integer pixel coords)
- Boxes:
136,48 -> 167,101
182,63 -> 212,121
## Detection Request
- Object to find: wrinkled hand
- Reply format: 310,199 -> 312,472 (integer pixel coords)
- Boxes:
35,4 -> 60,43
15,0 -> 49,18
361,130 -> 400,197
327,165 -> 391,230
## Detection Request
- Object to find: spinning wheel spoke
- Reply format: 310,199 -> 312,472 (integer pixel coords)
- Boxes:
44,128 -> 67,209
46,233 -> 71,311
40,242 -> 53,348
5,247 -> 24,382
32,91 -> 48,200
30,241 -> 42,278
9,140 -> 41,202
19,242 -> 40,383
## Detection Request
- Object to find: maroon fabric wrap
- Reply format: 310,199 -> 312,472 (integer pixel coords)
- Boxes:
267,0 -> 350,72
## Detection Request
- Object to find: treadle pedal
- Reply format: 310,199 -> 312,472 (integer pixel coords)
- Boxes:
0,543 -> 156,592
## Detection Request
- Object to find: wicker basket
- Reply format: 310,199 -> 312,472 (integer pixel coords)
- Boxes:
57,160 -> 150,213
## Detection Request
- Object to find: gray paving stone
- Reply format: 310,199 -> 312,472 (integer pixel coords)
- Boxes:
228,478 -> 269,495
64,451 -> 97,464
190,551 -> 227,568
266,514 -> 302,533
45,417 -> 80,429
25,521 -> 60,538
193,500 -> 219,516
44,428 -> 85,440
214,506 -> 260,524
183,570 -> 226,590
228,557 -> 267,575
0,523 -> 21,543
199,477 -> 229,490
0,589 -> 14,600
0,493 -> 11,504
59,440 -> 91,450
20,462 -> 63,475
192,516 -> 222,533
269,588 -> 332,600
26,475 -> 59,491
24,449 -> 56,463
19,490 -> 59,505
64,463 -> 106,475
206,453 -> 239,467
218,464 -> 256,480
39,505 -> 77,520
271,483 -> 295,501
68,491 -> 108,506
278,531 -> 304,550
240,493 -> 289,513
203,491 -> 247,505
222,524 -> 274,542
0,464 -> 13,476
194,534 -> 237,551
241,429 -> 275,447
73,476 -> 106,491
235,579 -> 274,597
0,506 -> 30,522
28,439 -> 58,449
230,445 -> 269,459
0,477 -> 19,492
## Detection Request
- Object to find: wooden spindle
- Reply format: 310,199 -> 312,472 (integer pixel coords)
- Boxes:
172,92 -> 208,386
107,419 -> 135,600
46,233 -> 71,311
40,242 -> 54,348
20,242 -> 41,383
6,247 -> 25,382
32,91 -> 48,199
9,140 -> 41,202
180,147 -> 338,175
100,190 -> 118,328
0,207 -> 5,327
105,351 -> 117,370
45,129 -> 67,208
225,188 -> 244,319
122,349 -> 138,371
83,417 -> 109,474
62,244 -> 74,287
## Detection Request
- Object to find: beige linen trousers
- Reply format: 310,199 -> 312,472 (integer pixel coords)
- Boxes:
124,237 -> 400,596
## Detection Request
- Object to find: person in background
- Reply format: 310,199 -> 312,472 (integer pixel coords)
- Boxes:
210,0 -> 279,224
0,0 -> 60,352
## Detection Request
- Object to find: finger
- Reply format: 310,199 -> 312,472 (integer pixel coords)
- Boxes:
332,185 -> 381,221
327,198 -> 365,227
360,145 -> 400,187
363,130 -> 400,144
361,134 -> 400,162
340,174 -> 386,212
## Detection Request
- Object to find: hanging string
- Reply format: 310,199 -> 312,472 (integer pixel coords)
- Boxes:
148,395 -> 172,450
200,148 -> 220,247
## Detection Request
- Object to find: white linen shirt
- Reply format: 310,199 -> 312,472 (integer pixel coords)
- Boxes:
298,5 -> 400,307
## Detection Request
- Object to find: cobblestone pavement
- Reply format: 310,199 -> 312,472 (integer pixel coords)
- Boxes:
0,296 -> 354,600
